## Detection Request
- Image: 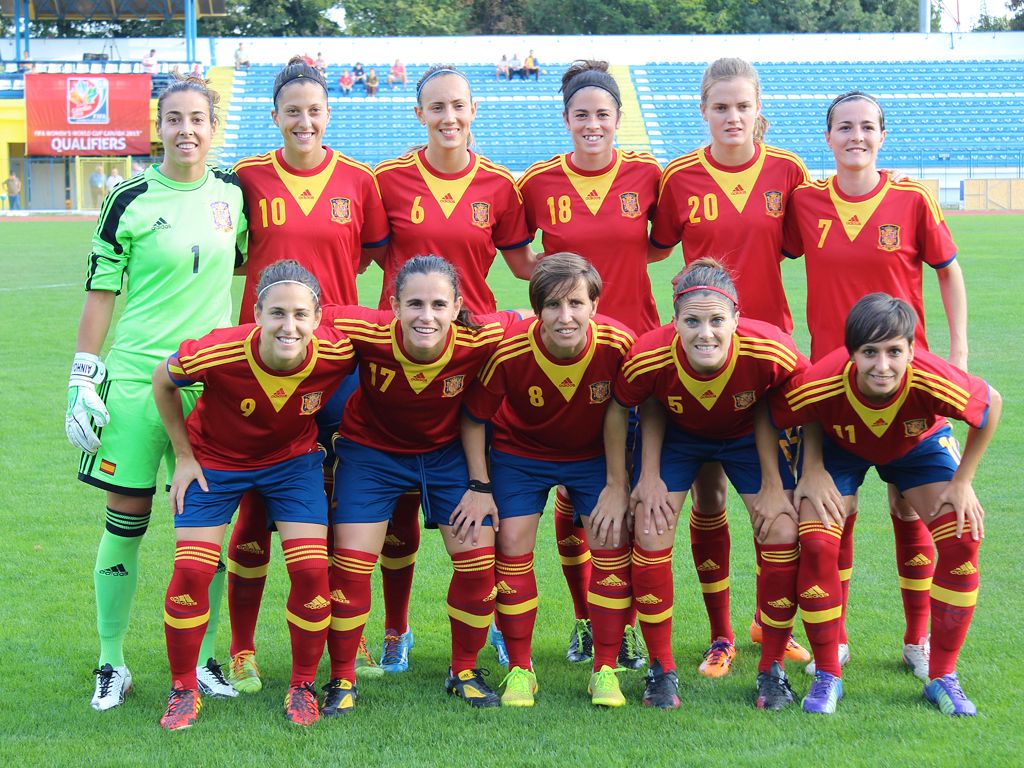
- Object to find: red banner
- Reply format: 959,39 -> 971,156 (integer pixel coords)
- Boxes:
25,74 -> 152,156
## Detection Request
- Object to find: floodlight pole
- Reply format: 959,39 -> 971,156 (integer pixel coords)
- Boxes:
185,0 -> 197,65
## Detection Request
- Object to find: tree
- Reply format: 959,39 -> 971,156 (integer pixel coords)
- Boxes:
342,0 -> 471,36
1012,0 -> 1024,30
973,13 -> 1010,30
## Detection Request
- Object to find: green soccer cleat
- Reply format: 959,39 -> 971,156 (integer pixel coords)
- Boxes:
355,634 -> 385,679
500,666 -> 538,708
226,650 -> 262,693
566,618 -> 594,664
445,668 -> 501,708
617,624 -> 648,671
589,665 -> 627,708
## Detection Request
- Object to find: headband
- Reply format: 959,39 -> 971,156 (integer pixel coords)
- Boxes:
826,92 -> 885,129
673,284 -> 738,307
257,279 -> 320,301
562,70 -> 622,108
273,69 -> 328,105
416,68 -> 471,99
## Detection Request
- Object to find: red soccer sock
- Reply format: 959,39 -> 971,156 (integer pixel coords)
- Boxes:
554,489 -> 591,621
756,542 -> 800,672
927,512 -> 980,677
798,521 -> 844,677
588,547 -> 632,670
381,491 -> 421,634
631,545 -> 675,672
227,491 -> 272,657
448,548 -> 496,673
690,508 -> 733,643
327,548 -> 377,681
892,515 -> 935,644
164,540 -> 220,689
282,538 -> 330,686
837,512 -> 856,645
495,553 -> 538,670
752,538 -> 764,630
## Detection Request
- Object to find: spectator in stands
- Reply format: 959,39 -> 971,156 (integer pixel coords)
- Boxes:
524,51 -> 540,81
338,69 -> 353,97
4,171 -> 21,210
388,59 -> 407,89
302,52 -> 315,67
141,49 -> 158,74
365,68 -> 380,98
131,161 -> 145,177
105,167 -> 123,197
88,165 -> 106,208
352,62 -> 366,89
509,53 -> 525,80
496,55 -> 510,81
316,53 -> 327,77
234,43 -> 250,71
190,63 -> 203,79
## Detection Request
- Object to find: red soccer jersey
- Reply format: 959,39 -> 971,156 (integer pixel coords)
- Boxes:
517,151 -> 663,333
373,150 -> 531,313
783,173 -> 958,361
464,314 -> 635,461
772,346 -> 990,466
167,324 -> 356,470
233,147 -> 389,323
324,305 -> 514,453
650,144 -> 809,332
615,318 -> 805,440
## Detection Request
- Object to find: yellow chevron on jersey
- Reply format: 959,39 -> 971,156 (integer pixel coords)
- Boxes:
840,361 -> 912,438
696,145 -> 768,214
622,344 -> 674,383
243,327 -> 320,413
414,152 -> 480,219
672,335 -> 739,411
526,319 -> 598,402
391,319 -> 457,394
267,151 -> 340,216
559,152 -> 623,215
736,335 -> 799,370
827,175 -> 892,242
909,367 -> 970,411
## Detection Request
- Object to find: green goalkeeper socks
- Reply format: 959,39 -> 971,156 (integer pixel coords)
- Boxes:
197,561 -> 227,663
94,509 -> 150,667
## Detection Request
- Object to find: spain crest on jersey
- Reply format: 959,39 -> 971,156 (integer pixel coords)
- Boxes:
903,418 -> 928,437
442,374 -> 466,398
764,191 -> 784,218
330,197 -> 352,224
301,391 -> 324,415
589,380 -> 611,404
210,201 -> 233,232
733,390 -> 756,410
470,202 -> 491,228
878,224 -> 901,252
619,192 -> 641,218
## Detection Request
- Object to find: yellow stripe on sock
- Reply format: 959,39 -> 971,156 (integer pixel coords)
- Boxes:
286,609 -> 331,633
380,553 -> 417,570
900,576 -> 932,591
559,552 -> 592,566
226,560 -> 269,579
637,606 -> 673,624
931,584 -> 979,608
759,610 -> 796,630
330,611 -> 370,632
446,605 -> 493,628
838,567 -> 853,581
801,605 -> 843,624
496,597 -> 539,616
700,577 -> 730,594
164,609 -> 210,630
587,591 -> 632,611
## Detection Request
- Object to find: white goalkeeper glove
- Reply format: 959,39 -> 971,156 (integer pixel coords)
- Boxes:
66,352 -> 110,454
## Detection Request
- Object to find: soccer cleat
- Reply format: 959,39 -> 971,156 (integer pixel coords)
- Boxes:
159,683 -> 201,730
749,620 -> 811,662
755,661 -> 795,711
566,618 -> 594,664
445,668 -> 501,708
699,638 -> 737,678
489,621 -> 510,669
617,624 -> 647,670
355,634 -> 385,679
196,658 -> 239,698
804,643 -> 851,676
321,678 -> 357,716
90,664 -> 133,711
802,670 -> 843,714
226,650 -> 262,693
380,627 -> 414,673
284,682 -> 320,726
641,660 -> 680,710
588,665 -> 627,708
924,673 -> 977,717
500,666 -> 538,708
902,637 -> 931,683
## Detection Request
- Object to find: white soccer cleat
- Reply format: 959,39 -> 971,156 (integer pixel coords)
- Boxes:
196,657 -> 239,698
804,643 -> 851,676
902,637 -> 931,683
91,663 -> 133,711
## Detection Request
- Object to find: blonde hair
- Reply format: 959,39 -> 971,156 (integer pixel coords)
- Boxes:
700,58 -> 769,143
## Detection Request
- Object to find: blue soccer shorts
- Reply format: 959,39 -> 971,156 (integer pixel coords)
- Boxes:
491,449 -> 606,521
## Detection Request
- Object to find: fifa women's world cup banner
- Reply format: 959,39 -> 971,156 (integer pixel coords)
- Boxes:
25,74 -> 152,156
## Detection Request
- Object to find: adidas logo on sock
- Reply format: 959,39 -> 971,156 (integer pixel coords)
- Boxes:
170,593 -> 199,607
150,217 -> 171,231
950,561 -> 977,576
800,585 -> 829,599
495,580 -> 516,595
236,541 -> 265,555
905,553 -> 932,567
635,593 -> 662,605
697,559 -> 720,571
483,586 -> 498,601
558,535 -> 584,546
304,595 -> 330,610
330,589 -> 350,604
98,563 -> 128,576
596,574 -> 627,587
768,597 -> 795,609
384,534 -> 405,546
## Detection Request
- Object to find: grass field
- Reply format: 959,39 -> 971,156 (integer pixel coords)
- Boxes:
1,215 -> 1022,766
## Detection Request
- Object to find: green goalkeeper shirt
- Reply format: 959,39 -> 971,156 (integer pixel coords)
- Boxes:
85,164 -> 248,382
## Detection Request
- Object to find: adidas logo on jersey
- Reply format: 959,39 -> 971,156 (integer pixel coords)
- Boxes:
558,535 -> 584,546
170,593 -> 199,607
768,597 -> 795,609
731,184 -> 745,195
440,193 -> 455,203
236,541 -> 265,555
950,561 -> 978,576
271,387 -> 287,399
635,593 -> 662,605
150,217 -> 171,231
800,585 -> 829,599
299,189 -> 314,199
384,534 -> 405,547
905,553 -> 932,567
483,586 -> 498,602
586,189 -> 601,200
496,580 -> 516,595
98,563 -> 128,576
696,559 -> 719,571
871,417 -> 888,427
412,372 -> 427,381
304,595 -> 330,610
558,377 -> 574,388
330,589 -> 350,604
847,215 -> 860,225
597,574 -> 627,587
700,389 -> 716,399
